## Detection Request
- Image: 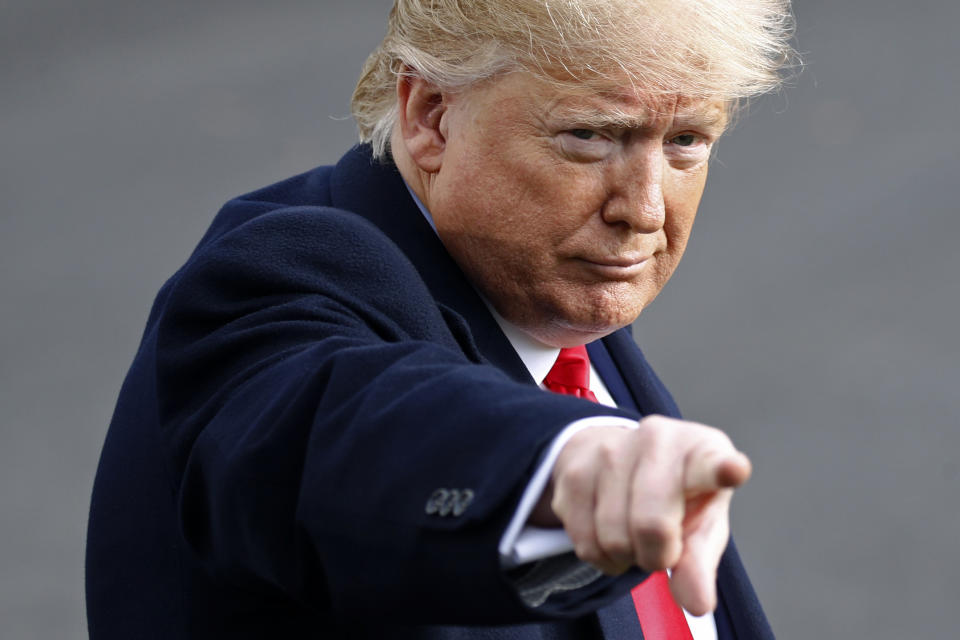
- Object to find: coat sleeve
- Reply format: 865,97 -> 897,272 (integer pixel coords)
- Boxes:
150,205 -> 640,624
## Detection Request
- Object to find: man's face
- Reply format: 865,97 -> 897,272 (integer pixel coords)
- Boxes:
427,72 -> 726,347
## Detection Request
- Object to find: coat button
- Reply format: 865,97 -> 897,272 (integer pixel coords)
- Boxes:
425,488 -> 475,517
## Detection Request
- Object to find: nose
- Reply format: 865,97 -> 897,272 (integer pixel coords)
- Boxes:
600,146 -> 666,233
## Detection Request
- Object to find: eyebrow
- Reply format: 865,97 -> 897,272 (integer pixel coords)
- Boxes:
556,103 -> 729,134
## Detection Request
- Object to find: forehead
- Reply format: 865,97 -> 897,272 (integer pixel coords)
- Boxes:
467,72 -> 728,132
547,84 -> 728,131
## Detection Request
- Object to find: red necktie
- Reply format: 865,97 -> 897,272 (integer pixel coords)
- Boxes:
543,346 -> 694,639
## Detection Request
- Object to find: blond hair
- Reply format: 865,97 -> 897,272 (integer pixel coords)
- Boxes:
352,0 -> 796,158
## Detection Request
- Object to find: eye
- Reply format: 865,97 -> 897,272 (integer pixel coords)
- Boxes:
569,129 -> 598,140
669,133 -> 700,147
558,128 -> 616,162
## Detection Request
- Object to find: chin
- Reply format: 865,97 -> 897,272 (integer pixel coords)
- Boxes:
494,285 -> 646,346
530,325 -> 620,349
570,298 -> 645,333
530,310 -> 637,348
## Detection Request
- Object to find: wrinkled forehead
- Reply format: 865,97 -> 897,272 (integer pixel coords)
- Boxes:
470,69 -> 730,132
561,84 -> 729,129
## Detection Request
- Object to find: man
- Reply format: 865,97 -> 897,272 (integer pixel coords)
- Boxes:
87,0 -> 794,638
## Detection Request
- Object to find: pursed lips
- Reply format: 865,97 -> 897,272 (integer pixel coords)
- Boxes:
577,253 -> 653,278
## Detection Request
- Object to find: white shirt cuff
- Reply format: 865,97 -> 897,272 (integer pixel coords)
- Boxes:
498,415 -> 639,568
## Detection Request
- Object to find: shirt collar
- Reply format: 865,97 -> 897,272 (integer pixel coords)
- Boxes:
404,180 -> 437,232
486,307 -> 561,386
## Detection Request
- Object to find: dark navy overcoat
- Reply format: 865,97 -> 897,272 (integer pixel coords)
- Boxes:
86,145 -> 773,639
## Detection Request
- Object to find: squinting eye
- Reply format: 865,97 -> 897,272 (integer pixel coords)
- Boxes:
569,129 -> 597,140
670,133 -> 699,147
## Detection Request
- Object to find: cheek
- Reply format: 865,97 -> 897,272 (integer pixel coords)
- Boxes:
655,176 -> 705,289
665,212 -> 695,255
664,172 -> 706,243
465,171 -> 592,253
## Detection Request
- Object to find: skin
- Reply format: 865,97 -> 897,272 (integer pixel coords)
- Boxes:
395,70 -> 727,347
391,69 -> 752,616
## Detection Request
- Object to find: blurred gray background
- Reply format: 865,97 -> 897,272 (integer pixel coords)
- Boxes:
2,0 -> 957,637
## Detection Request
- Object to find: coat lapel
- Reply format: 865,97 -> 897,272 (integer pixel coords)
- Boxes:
716,540 -> 775,640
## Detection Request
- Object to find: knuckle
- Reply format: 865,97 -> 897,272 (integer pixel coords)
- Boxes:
560,461 -> 592,488
630,515 -> 679,547
636,414 -> 674,434
632,417 -> 676,453
596,441 -> 619,466
638,413 -> 667,426
635,549 -> 670,572
595,510 -> 630,552
633,418 -> 659,441
595,508 -> 623,534
574,542 -> 604,566
635,539 -> 681,571
597,532 -> 632,558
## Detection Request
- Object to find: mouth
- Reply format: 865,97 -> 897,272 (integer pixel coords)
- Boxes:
578,254 -> 652,279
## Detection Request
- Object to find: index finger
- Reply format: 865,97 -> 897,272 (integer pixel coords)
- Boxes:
683,445 -> 752,494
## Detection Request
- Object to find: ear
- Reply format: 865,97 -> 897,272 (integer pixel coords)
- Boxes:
395,70 -> 449,173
